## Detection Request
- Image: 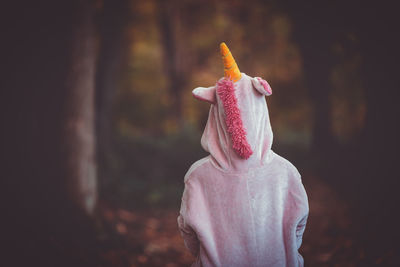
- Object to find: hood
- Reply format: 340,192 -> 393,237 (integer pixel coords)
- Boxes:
192,73 -> 274,172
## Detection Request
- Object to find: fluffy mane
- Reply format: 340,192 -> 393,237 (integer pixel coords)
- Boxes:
216,78 -> 253,159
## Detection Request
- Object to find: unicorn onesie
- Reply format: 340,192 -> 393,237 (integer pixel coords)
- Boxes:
178,43 -> 309,267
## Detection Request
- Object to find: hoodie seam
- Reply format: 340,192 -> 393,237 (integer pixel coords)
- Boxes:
246,175 -> 259,265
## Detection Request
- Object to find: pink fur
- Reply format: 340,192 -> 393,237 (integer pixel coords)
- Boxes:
217,78 -> 253,159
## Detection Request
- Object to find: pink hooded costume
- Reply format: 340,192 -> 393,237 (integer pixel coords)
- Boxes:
178,43 -> 309,267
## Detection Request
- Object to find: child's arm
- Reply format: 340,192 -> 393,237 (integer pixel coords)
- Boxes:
177,213 -> 200,256
293,173 -> 309,266
177,184 -> 200,256
296,213 -> 308,250
295,212 -> 308,267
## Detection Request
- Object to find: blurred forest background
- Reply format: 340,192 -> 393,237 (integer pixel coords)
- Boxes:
1,0 -> 399,266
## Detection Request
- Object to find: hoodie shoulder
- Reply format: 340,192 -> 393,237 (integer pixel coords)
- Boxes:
184,156 -> 212,183
271,151 -> 301,180
271,152 -> 308,210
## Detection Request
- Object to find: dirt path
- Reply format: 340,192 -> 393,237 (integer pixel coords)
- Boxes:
99,173 -> 362,266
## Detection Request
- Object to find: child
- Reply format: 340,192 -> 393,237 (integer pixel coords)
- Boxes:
178,43 -> 309,267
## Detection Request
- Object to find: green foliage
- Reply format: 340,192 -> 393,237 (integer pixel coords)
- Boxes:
100,126 -> 207,210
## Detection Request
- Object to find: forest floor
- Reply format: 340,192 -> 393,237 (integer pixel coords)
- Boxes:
97,172 -> 376,267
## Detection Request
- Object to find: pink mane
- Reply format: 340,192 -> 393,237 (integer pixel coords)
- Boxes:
217,78 -> 253,159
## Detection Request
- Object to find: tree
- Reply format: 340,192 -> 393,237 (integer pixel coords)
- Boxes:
63,0 -> 97,216
95,0 -> 132,186
282,0 -> 339,155
1,1 -> 99,266
156,0 -> 190,127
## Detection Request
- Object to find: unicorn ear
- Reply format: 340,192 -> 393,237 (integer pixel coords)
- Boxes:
192,86 -> 216,104
251,77 -> 272,96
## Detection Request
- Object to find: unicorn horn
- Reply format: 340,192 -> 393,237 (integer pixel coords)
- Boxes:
220,42 -> 241,82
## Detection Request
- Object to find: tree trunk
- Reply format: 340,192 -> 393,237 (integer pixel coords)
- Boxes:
301,42 -> 335,154
1,1 -> 99,266
95,0 -> 131,183
157,0 -> 187,126
62,0 -> 98,215
282,0 -> 337,155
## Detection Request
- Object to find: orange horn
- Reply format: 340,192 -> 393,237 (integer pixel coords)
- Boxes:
220,42 -> 241,82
